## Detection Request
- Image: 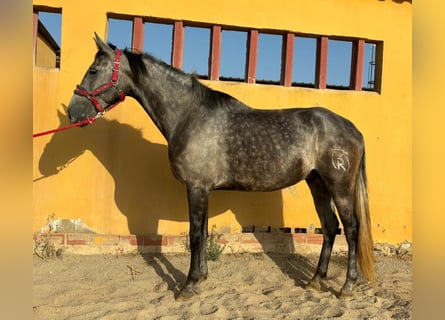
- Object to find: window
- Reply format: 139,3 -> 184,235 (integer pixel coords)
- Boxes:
256,33 -> 282,84
99,15 -> 382,92
144,22 -> 173,64
220,29 -> 247,81
292,36 -> 317,87
183,26 -> 211,78
107,18 -> 133,49
327,39 -> 353,89
33,9 -> 62,68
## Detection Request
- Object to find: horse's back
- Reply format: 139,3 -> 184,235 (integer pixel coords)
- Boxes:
225,105 -> 363,149
219,106 -> 362,190
169,103 -> 363,191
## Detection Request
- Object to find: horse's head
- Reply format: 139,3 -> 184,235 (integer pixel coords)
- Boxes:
67,34 -> 127,124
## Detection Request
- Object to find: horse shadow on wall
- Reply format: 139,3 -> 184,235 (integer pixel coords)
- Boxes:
36,110 -> 287,237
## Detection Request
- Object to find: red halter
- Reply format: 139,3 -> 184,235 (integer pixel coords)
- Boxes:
32,50 -> 126,138
74,49 -> 125,113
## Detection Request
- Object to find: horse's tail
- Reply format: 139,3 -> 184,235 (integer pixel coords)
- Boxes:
355,148 -> 376,284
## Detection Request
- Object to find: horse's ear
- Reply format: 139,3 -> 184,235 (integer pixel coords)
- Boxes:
57,109 -> 65,119
58,105 -> 69,123
93,32 -> 113,55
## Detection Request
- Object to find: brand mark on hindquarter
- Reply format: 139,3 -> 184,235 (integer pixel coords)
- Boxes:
331,148 -> 350,172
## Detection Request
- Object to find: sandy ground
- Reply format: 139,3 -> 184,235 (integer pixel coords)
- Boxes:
33,251 -> 411,319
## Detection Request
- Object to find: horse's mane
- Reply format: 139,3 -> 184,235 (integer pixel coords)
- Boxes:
106,45 -> 235,107
121,48 -> 187,83
122,49 -> 149,84
128,49 -> 215,92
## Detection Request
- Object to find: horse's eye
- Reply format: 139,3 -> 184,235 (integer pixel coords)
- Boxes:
88,68 -> 97,75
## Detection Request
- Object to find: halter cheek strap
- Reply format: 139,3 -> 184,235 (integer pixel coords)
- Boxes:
74,49 -> 126,113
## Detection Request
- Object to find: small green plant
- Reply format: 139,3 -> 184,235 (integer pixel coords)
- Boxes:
34,213 -> 60,259
206,225 -> 226,261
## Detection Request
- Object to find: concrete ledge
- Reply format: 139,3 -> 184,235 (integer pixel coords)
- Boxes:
33,232 -> 348,255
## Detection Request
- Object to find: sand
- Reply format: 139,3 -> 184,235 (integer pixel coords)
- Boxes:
33,251 -> 411,319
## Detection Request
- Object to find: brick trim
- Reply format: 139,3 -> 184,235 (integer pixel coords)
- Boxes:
33,232 -> 347,255
246,29 -> 259,84
209,25 -> 221,80
315,36 -> 328,89
281,33 -> 294,87
132,17 -> 144,53
350,39 -> 365,90
172,21 -> 184,69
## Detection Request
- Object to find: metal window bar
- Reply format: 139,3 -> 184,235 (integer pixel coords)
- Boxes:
367,43 -> 376,89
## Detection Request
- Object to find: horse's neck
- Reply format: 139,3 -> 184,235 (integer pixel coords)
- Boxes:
129,57 -> 200,142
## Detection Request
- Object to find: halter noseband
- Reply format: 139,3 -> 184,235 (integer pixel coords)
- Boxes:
74,49 -> 126,114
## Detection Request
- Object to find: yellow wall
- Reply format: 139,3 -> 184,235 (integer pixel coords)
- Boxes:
35,35 -> 57,68
33,0 -> 412,244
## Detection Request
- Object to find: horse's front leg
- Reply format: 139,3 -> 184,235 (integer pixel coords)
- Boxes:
178,185 -> 209,300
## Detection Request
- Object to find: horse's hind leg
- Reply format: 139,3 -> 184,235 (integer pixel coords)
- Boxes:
330,189 -> 359,299
305,171 -> 339,291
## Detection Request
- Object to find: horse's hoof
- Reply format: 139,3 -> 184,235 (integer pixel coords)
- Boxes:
192,284 -> 202,295
176,284 -> 202,301
176,289 -> 194,301
338,290 -> 354,300
305,280 -> 322,291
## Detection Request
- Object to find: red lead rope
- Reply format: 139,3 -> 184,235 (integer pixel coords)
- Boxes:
32,116 -> 97,138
